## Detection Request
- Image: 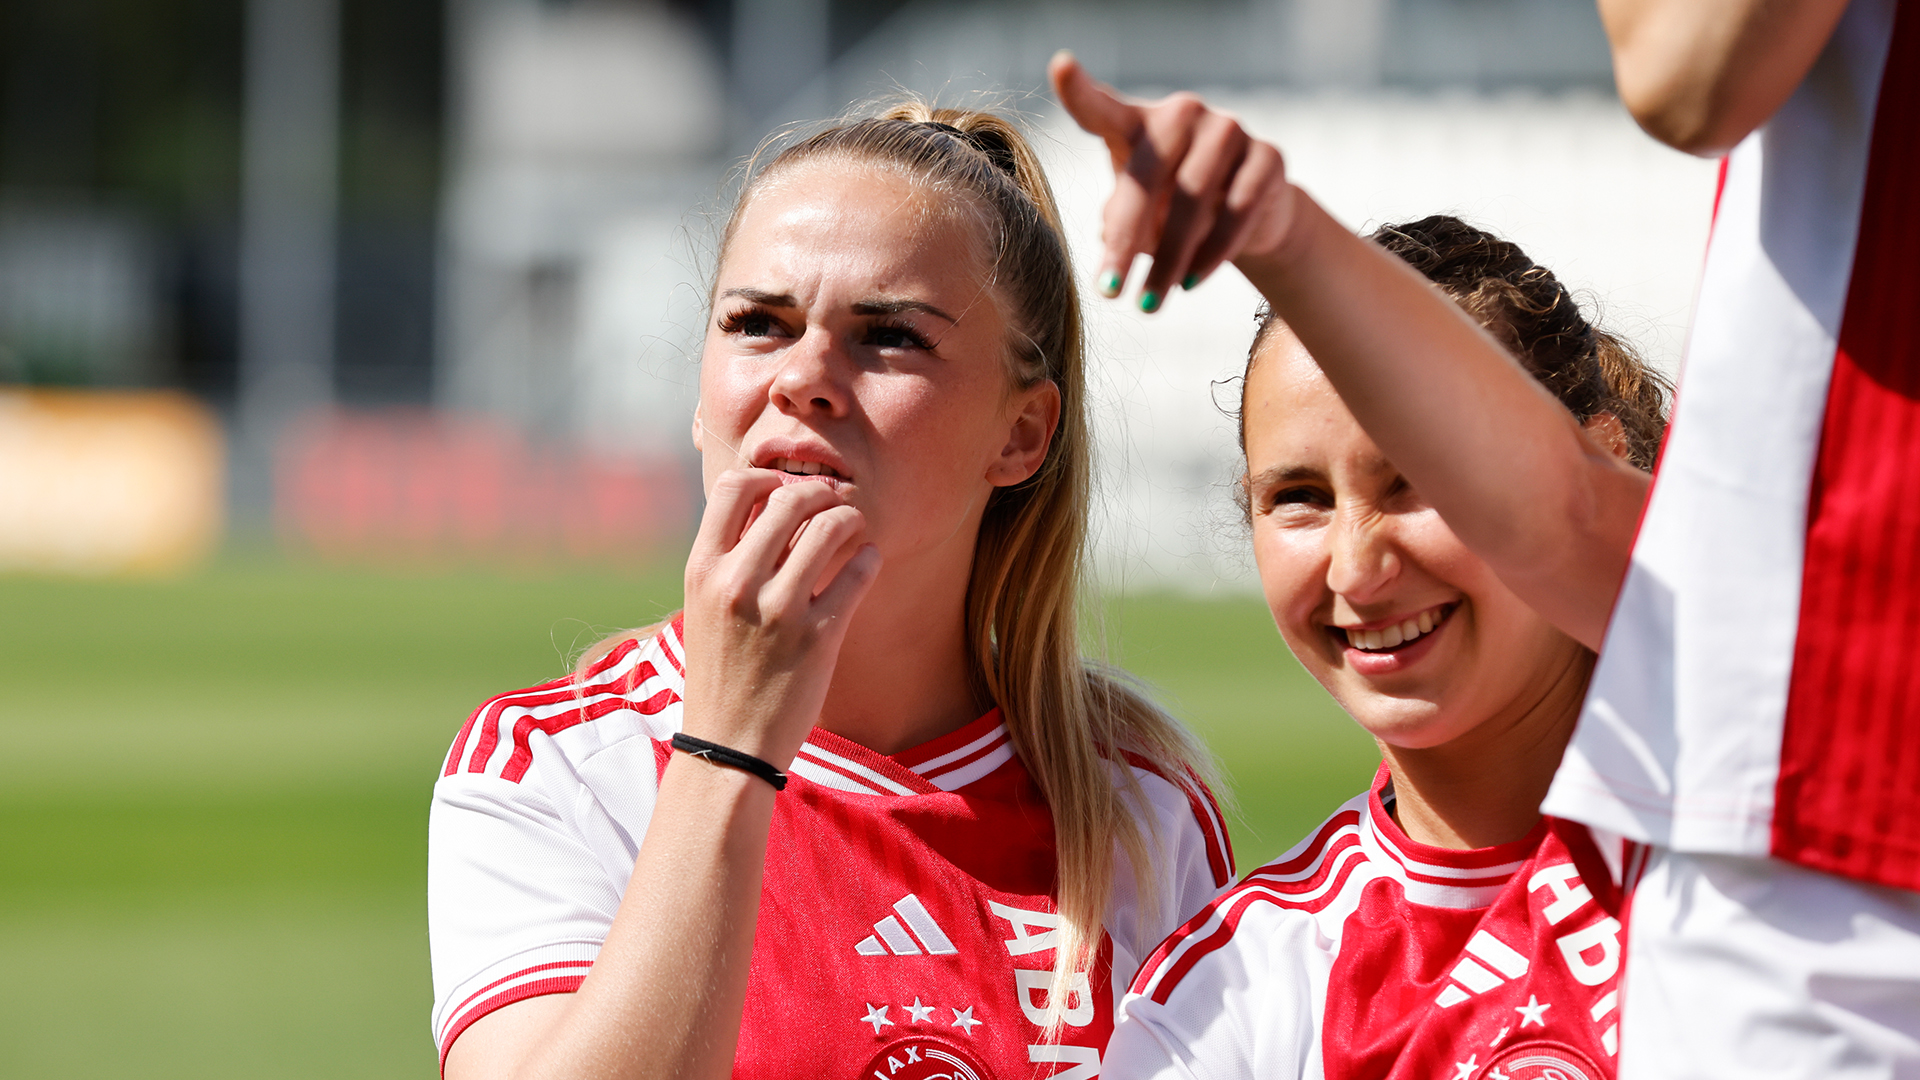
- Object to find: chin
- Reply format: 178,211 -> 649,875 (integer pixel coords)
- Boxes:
1341,694 -> 1466,751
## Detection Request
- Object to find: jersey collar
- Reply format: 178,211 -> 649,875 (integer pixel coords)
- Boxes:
1366,764 -> 1546,908
789,709 -> 1014,797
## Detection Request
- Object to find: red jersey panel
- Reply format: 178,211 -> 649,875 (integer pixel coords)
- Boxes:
1109,769 -> 1645,1080
1775,0 -> 1920,888
428,618 -> 1234,1078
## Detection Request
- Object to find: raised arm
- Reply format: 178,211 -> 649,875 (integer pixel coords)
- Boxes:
1049,55 -> 1646,651
1599,0 -> 1854,155
444,473 -> 879,1080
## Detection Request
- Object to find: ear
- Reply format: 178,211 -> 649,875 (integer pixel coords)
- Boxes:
1582,412 -> 1631,462
691,404 -> 705,453
986,380 -> 1063,487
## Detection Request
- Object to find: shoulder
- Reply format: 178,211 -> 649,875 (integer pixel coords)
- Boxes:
1118,751 -> 1236,890
438,620 -> 686,789
1104,803 -> 1371,1080
1128,793 -> 1375,1005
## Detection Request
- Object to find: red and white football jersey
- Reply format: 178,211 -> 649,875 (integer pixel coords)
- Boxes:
1108,769 -> 1645,1080
428,617 -> 1235,1077
1550,0 -> 1920,890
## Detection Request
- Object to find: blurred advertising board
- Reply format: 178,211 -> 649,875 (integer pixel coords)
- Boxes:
0,389 -> 225,575
274,410 -> 692,567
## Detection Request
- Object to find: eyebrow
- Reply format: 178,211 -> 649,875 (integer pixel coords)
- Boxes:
716,288 -> 957,325
718,287 -> 797,307
851,298 -> 957,324
1246,464 -> 1325,488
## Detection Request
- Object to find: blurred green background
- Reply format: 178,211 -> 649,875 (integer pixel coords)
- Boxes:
0,556 -> 1377,1078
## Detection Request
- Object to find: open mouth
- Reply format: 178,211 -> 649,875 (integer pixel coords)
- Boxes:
766,456 -> 849,482
1333,602 -> 1456,654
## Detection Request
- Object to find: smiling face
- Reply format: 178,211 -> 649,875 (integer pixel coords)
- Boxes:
696,157 -> 1058,577
1243,329 -> 1588,751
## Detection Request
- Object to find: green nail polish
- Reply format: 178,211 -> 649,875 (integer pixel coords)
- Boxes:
1182,274 -> 1200,291
1139,290 -> 1162,313
1099,270 -> 1123,297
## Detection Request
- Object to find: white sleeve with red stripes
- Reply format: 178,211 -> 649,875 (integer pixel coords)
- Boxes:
1105,794 -> 1378,1080
427,634 -> 685,1063
1105,762 -> 1239,1010
1104,900 -> 1328,1080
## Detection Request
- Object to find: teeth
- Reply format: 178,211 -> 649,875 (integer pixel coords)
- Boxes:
1344,606 -> 1446,653
771,458 -> 832,476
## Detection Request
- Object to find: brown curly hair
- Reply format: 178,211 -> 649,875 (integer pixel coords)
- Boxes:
1244,214 -> 1671,470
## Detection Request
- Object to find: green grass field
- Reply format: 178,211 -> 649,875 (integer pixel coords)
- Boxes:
0,555 -> 1377,1078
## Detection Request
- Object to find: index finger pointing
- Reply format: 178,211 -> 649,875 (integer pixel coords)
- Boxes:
1049,51 -> 1142,158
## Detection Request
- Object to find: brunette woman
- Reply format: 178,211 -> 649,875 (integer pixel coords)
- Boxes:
1106,216 -> 1665,1079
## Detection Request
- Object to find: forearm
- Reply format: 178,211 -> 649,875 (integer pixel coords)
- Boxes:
1237,193 -> 1646,650
1599,0 -> 1852,155
446,474 -> 872,1080
449,761 -> 776,1080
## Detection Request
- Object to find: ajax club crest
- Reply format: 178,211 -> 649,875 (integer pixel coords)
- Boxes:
1478,1040 -> 1603,1080
861,1037 -> 995,1080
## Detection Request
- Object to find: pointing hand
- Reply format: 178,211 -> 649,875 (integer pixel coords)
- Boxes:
1049,50 -> 1298,313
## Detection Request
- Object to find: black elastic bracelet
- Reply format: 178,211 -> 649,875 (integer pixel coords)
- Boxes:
670,733 -> 788,791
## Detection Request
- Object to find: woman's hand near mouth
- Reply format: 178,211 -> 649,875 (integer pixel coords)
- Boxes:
680,468 -> 882,769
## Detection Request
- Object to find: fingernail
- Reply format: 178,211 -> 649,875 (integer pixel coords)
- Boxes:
1099,270 -> 1123,298
1139,290 -> 1162,313
1182,274 -> 1200,291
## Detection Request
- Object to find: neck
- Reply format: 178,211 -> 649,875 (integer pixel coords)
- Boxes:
1382,648 -> 1593,850
816,547 -> 985,757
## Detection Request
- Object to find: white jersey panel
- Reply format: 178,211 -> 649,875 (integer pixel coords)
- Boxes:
1618,849 -> 1920,1079
1548,0 -> 1898,853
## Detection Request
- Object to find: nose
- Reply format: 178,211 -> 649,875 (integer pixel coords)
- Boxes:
769,325 -> 850,419
1325,502 -> 1402,604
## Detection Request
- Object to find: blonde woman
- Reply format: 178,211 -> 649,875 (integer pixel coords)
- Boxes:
427,104 -> 1233,1080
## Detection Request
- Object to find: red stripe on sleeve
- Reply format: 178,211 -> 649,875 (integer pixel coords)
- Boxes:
497,686 -> 679,783
1123,752 -> 1237,887
438,966 -> 589,1073
461,639 -> 653,777
1140,831 -> 1366,1004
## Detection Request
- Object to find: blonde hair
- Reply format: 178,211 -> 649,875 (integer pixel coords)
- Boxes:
590,100 -> 1218,1027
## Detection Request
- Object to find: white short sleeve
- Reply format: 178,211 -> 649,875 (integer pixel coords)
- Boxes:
427,633 -> 684,1063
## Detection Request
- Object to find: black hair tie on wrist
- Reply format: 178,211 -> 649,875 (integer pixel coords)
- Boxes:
670,732 -> 788,791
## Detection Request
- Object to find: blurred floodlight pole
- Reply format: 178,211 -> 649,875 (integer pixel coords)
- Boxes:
236,0 -> 340,511
731,0 -> 829,138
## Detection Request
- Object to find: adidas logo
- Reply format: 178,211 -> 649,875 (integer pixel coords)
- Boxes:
856,894 -> 957,956
1435,930 -> 1530,1007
